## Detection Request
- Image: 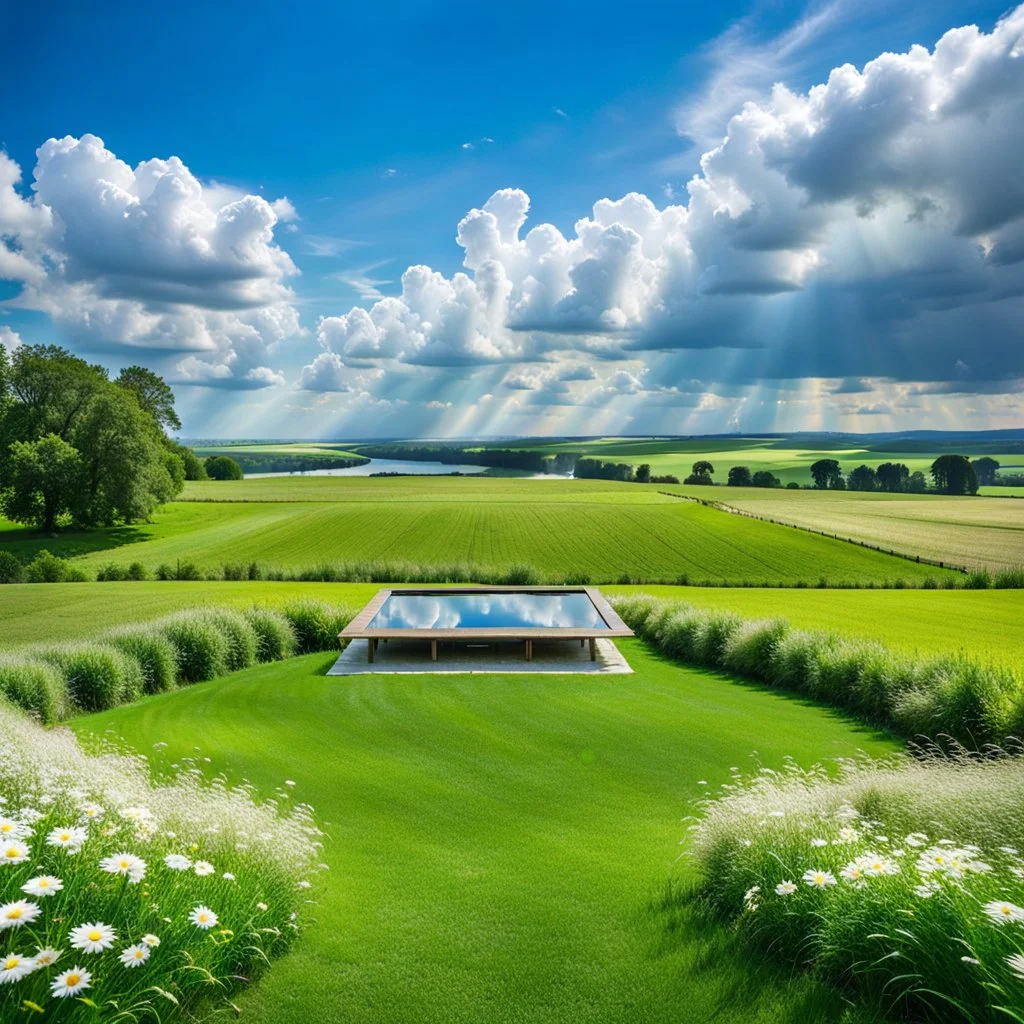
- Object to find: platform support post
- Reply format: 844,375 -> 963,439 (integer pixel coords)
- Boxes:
431,639 -> 438,662
367,639 -> 374,664
589,637 -> 597,662
526,639 -> 533,661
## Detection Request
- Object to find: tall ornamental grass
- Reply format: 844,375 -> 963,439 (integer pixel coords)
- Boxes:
0,602 -> 353,723
611,594 -> 1024,747
0,702 -> 322,1021
688,749 -> 1024,1023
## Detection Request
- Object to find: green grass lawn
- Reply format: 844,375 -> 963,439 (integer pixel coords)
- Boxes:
4,581 -> 1021,665
664,486 -> 1024,570
75,642 -> 898,1023
0,476 -> 955,585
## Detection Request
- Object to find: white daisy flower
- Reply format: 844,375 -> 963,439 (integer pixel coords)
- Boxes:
51,966 -> 91,998
47,826 -> 87,853
914,882 -> 940,898
861,854 -> 900,877
120,806 -> 152,822
69,921 -> 117,954
904,833 -> 928,848
0,900 -> 41,931
99,852 -> 146,884
119,943 -> 151,967
141,933 -> 160,947
257,901 -> 268,911
297,880 -> 312,889
193,860 -> 215,877
164,853 -> 192,871
983,900 -> 1024,924
775,880 -> 797,895
1,840 -> 30,865
0,952 -> 34,985
22,875 -> 63,898
32,947 -> 62,968
285,780 -> 296,787
810,838 -> 828,848
0,819 -> 30,840
189,905 -> 219,929
222,872 -> 236,881
840,863 -> 866,886
80,804 -> 104,822
1008,953 -> 1024,979
802,869 -> 837,889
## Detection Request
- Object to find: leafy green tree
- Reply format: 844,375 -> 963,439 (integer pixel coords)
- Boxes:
0,345 -> 185,531
684,460 -> 715,485
971,457 -> 1000,486
930,455 -> 978,495
1,434 -> 82,533
727,465 -> 752,487
847,465 -> 877,491
751,470 -> 781,488
635,463 -> 651,483
115,365 -> 182,432
809,459 -> 843,489
205,455 -> 244,480
907,471 -> 927,493
168,442 -> 208,480
876,462 -> 909,492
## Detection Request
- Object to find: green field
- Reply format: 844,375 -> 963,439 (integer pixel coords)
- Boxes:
668,486 -> 1024,570
4,582 -> 1021,664
0,476 -> 954,585
74,643 -> 897,1024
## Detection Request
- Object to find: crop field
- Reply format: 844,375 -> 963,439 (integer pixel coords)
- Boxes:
0,477 -> 954,584
667,486 -> 1024,570
3,582 -> 1021,663
73,643 -> 898,1024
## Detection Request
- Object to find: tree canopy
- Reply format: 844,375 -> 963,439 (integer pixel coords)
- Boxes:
930,454 -> 978,495
684,460 -> 715,485
971,457 -> 1000,486
876,462 -> 910,492
204,455 -> 244,480
809,459 -> 843,489
847,465 -> 877,492
0,345 -> 185,532
727,465 -> 752,487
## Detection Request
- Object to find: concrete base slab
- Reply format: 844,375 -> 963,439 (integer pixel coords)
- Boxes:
327,637 -> 632,675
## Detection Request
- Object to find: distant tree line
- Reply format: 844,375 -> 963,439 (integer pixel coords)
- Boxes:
0,345 -> 187,533
357,443 -> 578,475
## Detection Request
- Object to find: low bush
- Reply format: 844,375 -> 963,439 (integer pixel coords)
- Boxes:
24,551 -> 73,583
107,627 -> 178,694
994,566 -> 1024,589
688,749 -> 1024,1023
611,595 -> 1024,747
158,613 -> 230,684
200,609 -> 259,672
245,606 -> 297,662
283,600 -> 354,654
39,643 -> 143,712
96,561 -> 150,582
0,550 -> 24,584
0,657 -> 68,723
0,702 -> 322,1021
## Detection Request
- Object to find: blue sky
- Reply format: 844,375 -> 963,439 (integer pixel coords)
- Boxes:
1,0 -> 1021,438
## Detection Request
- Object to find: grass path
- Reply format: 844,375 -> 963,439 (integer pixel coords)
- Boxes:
77,642 -> 897,1023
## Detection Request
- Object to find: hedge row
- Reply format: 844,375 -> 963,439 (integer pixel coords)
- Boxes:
610,594 -> 1024,748
3,550 -> 1024,589
0,600 -> 354,724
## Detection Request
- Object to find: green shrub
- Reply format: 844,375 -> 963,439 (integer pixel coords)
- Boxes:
245,607 -> 297,662
655,607 -> 705,662
96,562 -> 130,581
964,568 -> 992,589
200,608 -> 259,671
41,643 -> 142,711
24,550 -> 70,583
0,551 -> 24,584
721,618 -> 788,678
0,657 -> 68,723
159,613 -> 230,683
695,612 -> 742,667
283,600 -> 353,654
501,563 -> 540,585
766,629 -> 822,693
107,627 -> 178,694
994,566 -> 1024,589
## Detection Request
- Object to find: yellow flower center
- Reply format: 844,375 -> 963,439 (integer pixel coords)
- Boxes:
0,824 -> 11,833
1001,906 -> 1011,915
60,833 -> 70,841
5,848 -> 19,858
67,973 -> 80,986
4,958 -> 19,970
87,929 -> 101,941
6,908 -> 21,919
134,950 -> 144,958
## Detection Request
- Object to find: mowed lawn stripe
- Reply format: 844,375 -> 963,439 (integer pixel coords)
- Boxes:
41,498 -> 953,583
